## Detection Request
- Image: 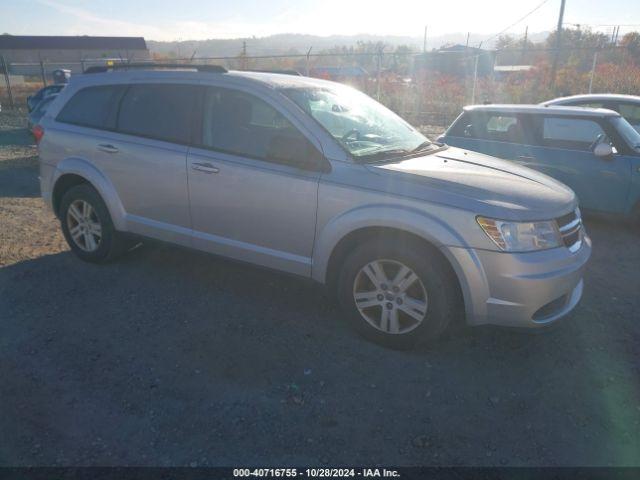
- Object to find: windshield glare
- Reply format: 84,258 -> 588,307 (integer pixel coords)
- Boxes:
611,116 -> 640,150
283,85 -> 430,160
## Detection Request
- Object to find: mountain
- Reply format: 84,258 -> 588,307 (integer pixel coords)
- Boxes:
147,31 -> 550,58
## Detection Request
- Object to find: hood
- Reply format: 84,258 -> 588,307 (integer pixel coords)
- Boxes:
368,147 -> 576,219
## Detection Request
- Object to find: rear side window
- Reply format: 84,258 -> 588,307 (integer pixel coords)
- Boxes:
56,85 -> 123,130
571,101 -> 606,108
450,112 -> 526,144
116,84 -> 198,144
35,95 -> 56,113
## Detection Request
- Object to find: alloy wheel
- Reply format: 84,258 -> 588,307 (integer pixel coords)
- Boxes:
352,259 -> 428,334
66,199 -> 102,252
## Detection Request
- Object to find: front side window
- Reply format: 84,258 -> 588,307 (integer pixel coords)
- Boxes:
56,85 -> 123,130
117,84 -> 197,144
201,87 -> 316,166
283,85 -> 433,161
541,117 -> 606,151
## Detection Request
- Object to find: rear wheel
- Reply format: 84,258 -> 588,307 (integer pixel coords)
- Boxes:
59,184 -> 128,263
338,238 -> 459,349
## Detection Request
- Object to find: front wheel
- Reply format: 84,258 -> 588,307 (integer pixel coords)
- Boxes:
337,239 -> 459,349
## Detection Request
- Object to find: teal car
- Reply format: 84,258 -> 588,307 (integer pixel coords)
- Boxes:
439,105 -> 640,220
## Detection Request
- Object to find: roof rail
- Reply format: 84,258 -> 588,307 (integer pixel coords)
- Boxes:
242,69 -> 302,76
83,63 -> 227,74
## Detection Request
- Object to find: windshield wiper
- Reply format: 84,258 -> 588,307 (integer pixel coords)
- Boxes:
356,148 -> 410,163
410,141 -> 431,152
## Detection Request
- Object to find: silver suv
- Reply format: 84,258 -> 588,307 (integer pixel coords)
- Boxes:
36,64 -> 591,348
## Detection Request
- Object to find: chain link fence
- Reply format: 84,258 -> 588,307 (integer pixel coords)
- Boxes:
2,45 -> 638,131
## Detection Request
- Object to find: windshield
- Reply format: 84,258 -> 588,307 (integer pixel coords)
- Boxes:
610,116 -> 640,151
283,85 -> 434,161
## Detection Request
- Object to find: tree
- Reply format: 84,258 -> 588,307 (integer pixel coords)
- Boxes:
621,32 -> 640,64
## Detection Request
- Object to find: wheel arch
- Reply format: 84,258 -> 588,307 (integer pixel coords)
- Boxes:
51,158 -> 126,230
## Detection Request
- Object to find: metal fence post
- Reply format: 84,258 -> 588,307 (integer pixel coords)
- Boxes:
305,47 -> 312,76
1,55 -> 14,109
376,48 -> 383,101
40,60 -> 48,86
588,51 -> 598,94
470,53 -> 479,105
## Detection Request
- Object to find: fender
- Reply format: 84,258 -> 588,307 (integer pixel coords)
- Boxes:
52,157 -> 127,231
311,203 -> 468,284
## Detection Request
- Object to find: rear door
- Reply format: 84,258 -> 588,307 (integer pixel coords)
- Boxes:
95,83 -> 199,244
522,115 -> 631,213
186,86 -> 325,276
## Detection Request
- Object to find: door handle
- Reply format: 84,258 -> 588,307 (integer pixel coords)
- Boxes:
191,162 -> 219,174
517,155 -> 535,161
97,144 -> 119,154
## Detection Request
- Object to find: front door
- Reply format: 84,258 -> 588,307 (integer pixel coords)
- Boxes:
521,115 -> 631,213
187,86 -> 325,276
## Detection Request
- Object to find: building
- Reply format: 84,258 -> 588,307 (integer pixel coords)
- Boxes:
0,35 -> 150,77
310,66 -> 369,81
414,44 -> 496,78
493,64 -> 534,79
0,35 -> 149,63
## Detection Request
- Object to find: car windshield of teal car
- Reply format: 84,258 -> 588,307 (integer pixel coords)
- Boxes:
283,85 -> 439,162
611,116 -> 640,152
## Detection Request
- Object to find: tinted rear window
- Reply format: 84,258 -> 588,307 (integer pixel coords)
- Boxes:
116,84 -> 198,144
56,85 -> 123,130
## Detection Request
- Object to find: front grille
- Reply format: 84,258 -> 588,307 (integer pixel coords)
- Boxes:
556,209 -> 583,253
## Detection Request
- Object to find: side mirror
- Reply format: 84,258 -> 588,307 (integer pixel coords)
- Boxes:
594,143 -> 614,158
267,133 -> 330,172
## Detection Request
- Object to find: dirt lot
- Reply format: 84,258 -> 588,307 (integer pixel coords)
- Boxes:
0,111 -> 639,467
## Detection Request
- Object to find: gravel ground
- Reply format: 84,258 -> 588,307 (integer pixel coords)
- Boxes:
0,111 -> 639,467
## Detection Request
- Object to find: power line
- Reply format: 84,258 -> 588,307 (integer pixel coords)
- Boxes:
481,0 -> 552,45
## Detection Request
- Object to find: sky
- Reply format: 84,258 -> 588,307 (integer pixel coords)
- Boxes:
1,0 -> 639,42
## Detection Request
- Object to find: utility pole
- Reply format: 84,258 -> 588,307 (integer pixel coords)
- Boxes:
549,0 -> 566,90
423,25 -> 428,53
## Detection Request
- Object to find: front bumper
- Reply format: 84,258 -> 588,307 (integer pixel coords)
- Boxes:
446,234 -> 592,328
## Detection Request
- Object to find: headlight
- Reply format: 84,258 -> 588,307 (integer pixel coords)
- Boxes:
476,217 -> 561,252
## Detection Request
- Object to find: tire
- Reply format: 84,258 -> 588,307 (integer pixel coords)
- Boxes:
337,238 -> 459,349
59,184 -> 128,263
